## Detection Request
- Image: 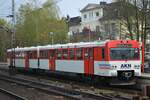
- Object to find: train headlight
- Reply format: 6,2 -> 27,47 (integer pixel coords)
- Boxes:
134,65 -> 140,69
112,65 -> 117,69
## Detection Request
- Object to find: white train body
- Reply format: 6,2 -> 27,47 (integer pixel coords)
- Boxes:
7,40 -> 142,84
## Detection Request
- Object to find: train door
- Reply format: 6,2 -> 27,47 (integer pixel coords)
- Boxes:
25,51 -> 29,70
84,48 -> 94,75
49,50 -> 55,71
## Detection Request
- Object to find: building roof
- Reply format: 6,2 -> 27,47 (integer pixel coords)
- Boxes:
68,16 -> 81,27
80,2 -> 107,12
68,1 -> 136,27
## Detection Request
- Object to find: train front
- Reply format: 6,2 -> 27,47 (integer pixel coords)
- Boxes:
107,40 -> 141,85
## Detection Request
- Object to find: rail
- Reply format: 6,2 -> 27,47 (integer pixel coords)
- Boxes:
0,87 -> 27,100
0,62 -> 7,66
0,73 -> 132,100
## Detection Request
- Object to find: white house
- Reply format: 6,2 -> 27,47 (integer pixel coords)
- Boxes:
68,1 -> 136,40
80,3 -> 104,32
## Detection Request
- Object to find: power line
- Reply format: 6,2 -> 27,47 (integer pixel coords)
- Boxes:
0,8 -> 11,11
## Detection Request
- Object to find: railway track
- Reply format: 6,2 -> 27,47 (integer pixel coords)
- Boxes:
0,87 -> 27,100
0,72 -> 136,100
0,62 -> 7,65
0,64 -> 144,100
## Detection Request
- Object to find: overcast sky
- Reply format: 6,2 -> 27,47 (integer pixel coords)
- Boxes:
0,0 -> 112,19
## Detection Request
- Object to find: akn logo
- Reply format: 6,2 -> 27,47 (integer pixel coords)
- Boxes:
121,64 -> 131,68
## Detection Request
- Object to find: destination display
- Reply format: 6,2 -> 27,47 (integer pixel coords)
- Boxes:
117,44 -> 132,48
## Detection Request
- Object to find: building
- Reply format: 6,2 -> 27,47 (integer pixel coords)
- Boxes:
68,1 -> 135,41
68,16 -> 81,35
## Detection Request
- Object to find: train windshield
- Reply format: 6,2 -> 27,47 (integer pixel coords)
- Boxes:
110,48 -> 139,60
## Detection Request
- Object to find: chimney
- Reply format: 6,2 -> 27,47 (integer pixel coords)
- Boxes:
100,2 -> 107,5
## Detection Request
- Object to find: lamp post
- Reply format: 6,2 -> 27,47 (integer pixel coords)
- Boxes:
49,32 -> 54,44
4,0 -> 16,75
88,27 -> 91,42
12,0 -> 15,70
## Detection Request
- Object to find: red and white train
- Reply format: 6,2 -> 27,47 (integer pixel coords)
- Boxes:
7,40 -> 142,85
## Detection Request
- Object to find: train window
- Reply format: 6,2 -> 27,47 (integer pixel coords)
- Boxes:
89,48 -> 93,59
33,51 -> 37,59
57,50 -> 62,59
25,52 -> 28,58
28,51 -> 37,59
76,49 -> 82,60
40,51 -> 42,58
69,49 -> 75,59
63,49 -> 68,59
110,48 -> 139,60
44,51 -> 47,58
50,50 -> 55,58
21,52 -> 25,58
29,51 -> 33,59
84,49 -> 89,59
7,52 -> 11,58
102,48 -> 105,59
15,52 -> 20,58
40,50 -> 48,58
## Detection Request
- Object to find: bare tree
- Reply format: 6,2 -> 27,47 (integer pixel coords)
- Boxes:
116,0 -> 150,43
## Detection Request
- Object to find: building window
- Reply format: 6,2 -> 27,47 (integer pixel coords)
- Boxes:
96,26 -> 100,32
77,29 -> 79,33
91,12 -> 93,17
96,12 -> 99,17
104,24 -> 110,34
89,12 -> 93,19
84,14 -> 87,19
111,23 -> 116,32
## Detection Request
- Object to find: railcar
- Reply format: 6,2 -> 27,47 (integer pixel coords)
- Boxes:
7,40 -> 142,85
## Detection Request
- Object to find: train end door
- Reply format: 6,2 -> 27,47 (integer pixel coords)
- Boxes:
25,52 -> 29,70
49,50 -> 55,71
84,48 -> 94,75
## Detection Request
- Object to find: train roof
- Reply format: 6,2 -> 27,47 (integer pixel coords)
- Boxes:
7,40 -> 138,52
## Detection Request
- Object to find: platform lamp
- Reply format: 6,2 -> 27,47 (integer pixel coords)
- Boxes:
0,25 -> 16,75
